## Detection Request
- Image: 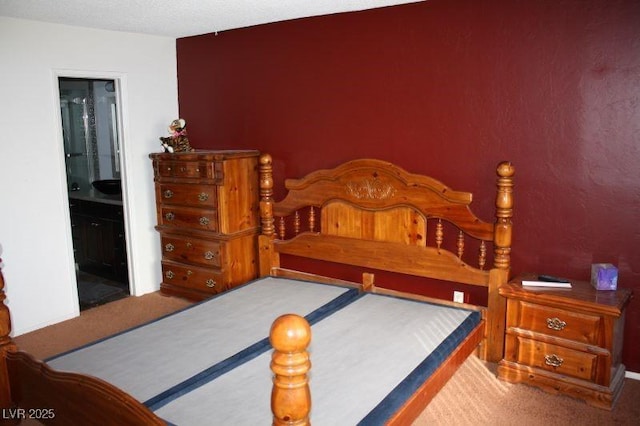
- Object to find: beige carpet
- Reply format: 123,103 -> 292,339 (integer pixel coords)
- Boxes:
13,292 -> 640,425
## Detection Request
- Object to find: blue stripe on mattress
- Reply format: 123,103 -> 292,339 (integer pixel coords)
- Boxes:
46,277 -> 360,404
45,276 -> 277,363
357,310 -> 481,425
146,287 -> 361,410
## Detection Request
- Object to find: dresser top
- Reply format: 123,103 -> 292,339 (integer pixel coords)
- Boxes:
500,273 -> 632,316
149,149 -> 259,161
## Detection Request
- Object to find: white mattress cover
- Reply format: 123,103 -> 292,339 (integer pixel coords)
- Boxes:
154,293 -> 475,425
47,277 -> 352,402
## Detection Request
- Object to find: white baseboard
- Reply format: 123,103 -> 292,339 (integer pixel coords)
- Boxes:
626,370 -> 640,381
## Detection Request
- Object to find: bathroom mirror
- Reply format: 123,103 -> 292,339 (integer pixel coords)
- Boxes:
59,77 -> 121,194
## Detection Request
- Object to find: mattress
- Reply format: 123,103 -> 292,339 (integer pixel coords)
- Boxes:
151,292 -> 481,425
47,277 -> 358,403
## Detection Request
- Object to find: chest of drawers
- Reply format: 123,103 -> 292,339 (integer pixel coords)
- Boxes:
497,273 -> 632,409
150,150 -> 260,300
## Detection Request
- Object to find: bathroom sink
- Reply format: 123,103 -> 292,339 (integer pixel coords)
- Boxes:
92,179 -> 122,195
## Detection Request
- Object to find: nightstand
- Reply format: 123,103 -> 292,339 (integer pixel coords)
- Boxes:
497,273 -> 632,410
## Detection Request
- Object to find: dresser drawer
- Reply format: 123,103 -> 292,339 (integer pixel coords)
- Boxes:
160,234 -> 221,268
156,160 -> 224,184
157,183 -> 217,207
159,206 -> 219,232
515,336 -> 597,381
156,160 -> 219,180
514,301 -> 601,345
161,262 -> 225,294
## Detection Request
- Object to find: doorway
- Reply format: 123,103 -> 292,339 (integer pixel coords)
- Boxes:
59,77 -> 130,310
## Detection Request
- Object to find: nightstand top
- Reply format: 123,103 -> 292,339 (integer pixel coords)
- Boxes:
500,273 -> 632,316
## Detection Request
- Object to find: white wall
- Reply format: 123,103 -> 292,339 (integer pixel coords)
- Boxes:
0,17 -> 178,335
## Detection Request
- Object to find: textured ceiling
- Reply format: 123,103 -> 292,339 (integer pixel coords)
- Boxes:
0,0 -> 424,38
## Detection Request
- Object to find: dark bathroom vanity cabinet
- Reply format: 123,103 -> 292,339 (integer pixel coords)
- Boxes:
69,194 -> 128,285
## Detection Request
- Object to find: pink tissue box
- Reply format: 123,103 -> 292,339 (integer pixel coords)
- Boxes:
591,263 -> 618,291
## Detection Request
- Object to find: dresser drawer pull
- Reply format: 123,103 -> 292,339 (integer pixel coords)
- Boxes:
164,243 -> 175,252
163,189 -> 174,199
198,192 -> 209,202
204,251 -> 215,260
544,354 -> 564,368
199,217 -> 210,226
206,279 -> 216,288
165,212 -> 175,221
180,167 -> 187,172
546,317 -> 567,331
165,270 -> 175,279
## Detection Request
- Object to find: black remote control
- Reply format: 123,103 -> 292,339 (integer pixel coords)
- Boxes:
538,274 -> 569,283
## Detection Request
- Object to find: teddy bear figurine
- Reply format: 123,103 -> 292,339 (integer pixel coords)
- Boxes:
159,118 -> 194,153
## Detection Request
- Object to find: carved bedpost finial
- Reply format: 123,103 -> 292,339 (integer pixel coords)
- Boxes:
494,162 -> 515,270
259,154 -> 275,237
270,314 -> 312,426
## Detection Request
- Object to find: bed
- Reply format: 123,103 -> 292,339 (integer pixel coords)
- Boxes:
0,153 -> 514,425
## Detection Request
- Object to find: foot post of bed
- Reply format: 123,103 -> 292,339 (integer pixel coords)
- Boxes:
270,314 -> 312,426
0,259 -> 18,410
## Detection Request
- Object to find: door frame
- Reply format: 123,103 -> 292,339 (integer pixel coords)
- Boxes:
52,69 -> 133,309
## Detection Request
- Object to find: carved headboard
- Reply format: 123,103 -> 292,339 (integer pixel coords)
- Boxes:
257,154 -> 514,362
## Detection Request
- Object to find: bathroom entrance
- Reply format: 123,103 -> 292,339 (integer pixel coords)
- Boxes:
59,77 -> 130,310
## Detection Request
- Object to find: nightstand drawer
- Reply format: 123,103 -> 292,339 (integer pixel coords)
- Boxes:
515,301 -> 601,344
516,337 -> 597,381
161,234 -> 221,268
161,262 -> 225,294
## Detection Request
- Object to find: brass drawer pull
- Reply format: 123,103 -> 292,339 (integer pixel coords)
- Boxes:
165,270 -> 175,279
198,192 -> 209,202
199,216 -> 210,226
204,251 -> 215,260
206,279 -> 216,288
164,243 -> 175,252
163,189 -> 174,199
547,317 -> 567,331
165,212 -> 175,221
544,354 -> 564,368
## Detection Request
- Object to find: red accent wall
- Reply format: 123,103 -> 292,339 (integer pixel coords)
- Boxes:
177,0 -> 640,371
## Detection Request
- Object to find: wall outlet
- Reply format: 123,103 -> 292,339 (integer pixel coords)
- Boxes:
453,291 -> 465,303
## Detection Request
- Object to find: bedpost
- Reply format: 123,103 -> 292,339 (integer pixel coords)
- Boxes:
493,161 -> 515,269
270,314 -> 312,426
0,259 -> 17,409
484,162 -> 515,362
259,153 -> 278,276
494,161 -> 514,271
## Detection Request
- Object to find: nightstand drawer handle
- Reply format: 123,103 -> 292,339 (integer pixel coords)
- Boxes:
165,270 -> 175,279
165,243 -> 175,252
204,251 -> 215,260
199,216 -> 210,226
163,189 -> 174,199
544,354 -> 564,368
206,279 -> 216,288
546,317 -> 566,331
198,192 -> 209,202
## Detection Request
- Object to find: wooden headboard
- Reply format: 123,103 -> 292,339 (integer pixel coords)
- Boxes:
257,155 -> 515,362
